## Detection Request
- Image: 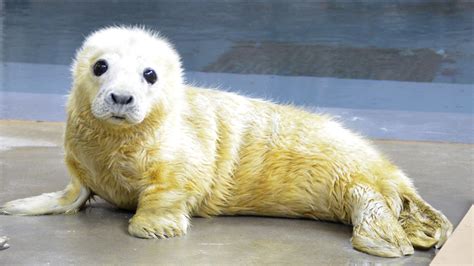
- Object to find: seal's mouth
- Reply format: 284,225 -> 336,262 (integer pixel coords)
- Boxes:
107,114 -> 129,125
111,115 -> 126,120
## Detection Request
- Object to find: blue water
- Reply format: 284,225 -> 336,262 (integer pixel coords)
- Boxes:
2,0 -> 473,83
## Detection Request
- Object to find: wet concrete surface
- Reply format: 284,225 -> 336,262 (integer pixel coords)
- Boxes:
0,120 -> 472,264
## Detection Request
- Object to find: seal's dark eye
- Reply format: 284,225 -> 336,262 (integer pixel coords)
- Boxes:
93,59 -> 108,76
143,68 -> 157,85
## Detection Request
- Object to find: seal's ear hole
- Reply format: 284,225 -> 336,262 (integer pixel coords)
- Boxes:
143,68 -> 158,85
93,59 -> 108,76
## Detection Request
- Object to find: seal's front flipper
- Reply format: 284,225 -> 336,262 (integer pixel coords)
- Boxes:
0,178 -> 90,216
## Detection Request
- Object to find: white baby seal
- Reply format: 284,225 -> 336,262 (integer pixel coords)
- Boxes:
1,26 -> 452,258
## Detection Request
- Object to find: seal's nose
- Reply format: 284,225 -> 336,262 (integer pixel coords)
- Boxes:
110,93 -> 134,105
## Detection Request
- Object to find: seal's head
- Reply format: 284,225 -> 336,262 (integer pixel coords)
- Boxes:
71,26 -> 183,126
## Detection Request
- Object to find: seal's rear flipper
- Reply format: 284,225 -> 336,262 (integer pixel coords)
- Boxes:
348,184 -> 414,257
399,192 -> 453,249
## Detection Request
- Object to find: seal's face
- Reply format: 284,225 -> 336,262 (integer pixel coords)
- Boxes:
72,27 -> 183,126
88,53 -> 159,125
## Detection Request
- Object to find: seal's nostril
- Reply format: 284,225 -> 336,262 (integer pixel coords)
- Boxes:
111,93 -> 118,104
110,93 -> 133,105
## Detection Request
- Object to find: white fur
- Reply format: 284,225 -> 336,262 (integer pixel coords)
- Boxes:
0,185 -> 90,216
72,26 -> 184,125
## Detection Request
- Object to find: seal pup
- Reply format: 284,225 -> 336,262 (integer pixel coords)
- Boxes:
1,26 -> 452,257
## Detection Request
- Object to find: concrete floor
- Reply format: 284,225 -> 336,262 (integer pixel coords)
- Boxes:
0,120 -> 472,265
